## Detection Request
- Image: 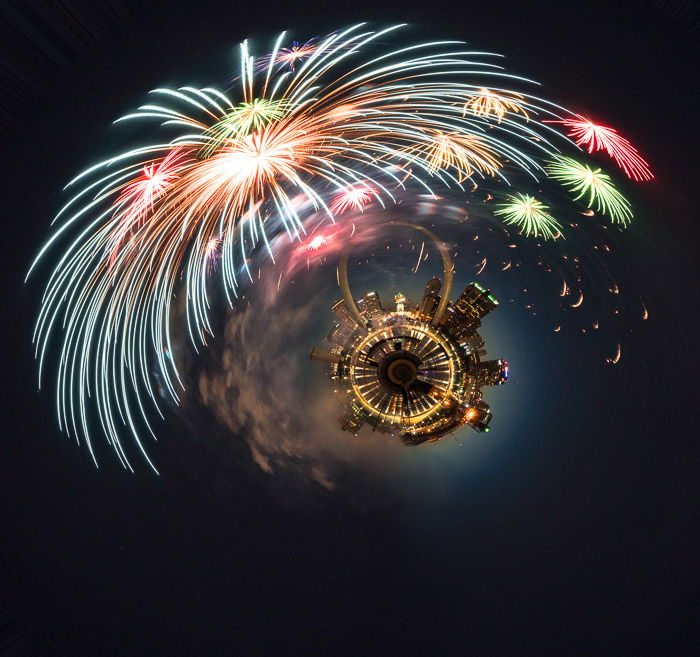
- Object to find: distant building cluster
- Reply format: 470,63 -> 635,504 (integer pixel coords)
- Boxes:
310,277 -> 508,444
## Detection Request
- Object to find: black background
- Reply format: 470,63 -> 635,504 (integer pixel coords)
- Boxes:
2,1 -> 700,655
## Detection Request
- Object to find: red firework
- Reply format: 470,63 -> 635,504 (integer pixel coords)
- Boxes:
305,234 -> 328,251
552,116 -> 653,182
329,185 -> 377,214
110,150 -> 189,263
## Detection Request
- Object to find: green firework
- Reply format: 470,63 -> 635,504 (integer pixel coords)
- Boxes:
546,155 -> 633,225
494,193 -> 563,240
200,98 -> 289,158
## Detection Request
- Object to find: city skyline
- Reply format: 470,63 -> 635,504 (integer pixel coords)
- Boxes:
312,277 -> 508,443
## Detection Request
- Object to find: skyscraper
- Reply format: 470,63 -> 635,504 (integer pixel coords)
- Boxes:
417,276 -> 442,321
444,282 -> 499,339
475,359 -> 509,386
360,291 -> 384,325
311,278 -> 507,444
332,299 -> 360,328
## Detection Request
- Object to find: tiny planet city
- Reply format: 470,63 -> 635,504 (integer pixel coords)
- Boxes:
312,226 -> 507,443
5,5 -> 696,657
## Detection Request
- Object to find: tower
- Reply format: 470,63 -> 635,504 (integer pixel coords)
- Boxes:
444,282 -> 499,340
417,277 -> 441,321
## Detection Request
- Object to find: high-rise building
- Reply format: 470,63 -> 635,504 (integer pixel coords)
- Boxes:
465,399 -> 492,433
327,322 -> 356,347
463,333 -> 486,356
309,348 -> 341,365
312,283 -> 506,445
444,282 -> 499,339
418,277 -> 442,321
475,359 -> 509,386
454,282 -> 498,319
339,409 -> 365,434
332,299 -> 359,328
443,305 -> 475,341
360,291 -> 384,325
424,277 -> 442,296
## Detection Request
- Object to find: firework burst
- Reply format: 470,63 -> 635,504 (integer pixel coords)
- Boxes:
550,116 -> 653,182
329,185 -> 378,214
255,36 -> 324,72
546,155 -> 633,225
406,131 -> 502,181
463,88 -> 530,123
494,193 -> 563,240
109,149 -> 189,264
28,24 -> 652,470
198,98 -> 290,158
305,234 -> 328,251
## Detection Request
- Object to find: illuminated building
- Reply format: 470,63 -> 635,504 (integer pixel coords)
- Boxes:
327,321 -> 356,347
394,293 -> 408,313
475,359 -> 509,386
444,282 -> 499,341
332,299 -> 358,327
463,333 -> 486,358
417,277 -> 441,321
311,225 -> 508,444
360,291 -> 385,325
309,348 -> 340,365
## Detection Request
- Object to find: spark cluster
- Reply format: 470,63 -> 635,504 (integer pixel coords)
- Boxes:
463,88 -> 530,123
493,193 -> 563,240
551,117 -> 654,182
546,155 -> 633,225
28,24 -> 654,470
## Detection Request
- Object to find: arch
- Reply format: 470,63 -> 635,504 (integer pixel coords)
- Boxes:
337,222 -> 453,327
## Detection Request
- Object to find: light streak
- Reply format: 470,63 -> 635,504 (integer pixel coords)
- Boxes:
413,241 -> 425,273
27,24 -> 651,470
546,155 -> 633,225
463,88 -> 530,123
606,343 -> 622,364
549,116 -> 653,182
494,193 -> 563,240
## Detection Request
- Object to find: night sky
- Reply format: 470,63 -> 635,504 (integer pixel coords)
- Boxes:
2,1 -> 700,655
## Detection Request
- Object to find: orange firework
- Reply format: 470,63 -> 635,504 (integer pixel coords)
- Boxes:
463,88 -> 530,123
29,24 -> 642,470
404,131 -> 501,181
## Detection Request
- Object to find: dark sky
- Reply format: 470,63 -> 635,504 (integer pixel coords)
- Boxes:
1,1 -> 700,655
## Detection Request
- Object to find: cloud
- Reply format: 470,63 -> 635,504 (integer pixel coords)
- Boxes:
196,281 -> 399,491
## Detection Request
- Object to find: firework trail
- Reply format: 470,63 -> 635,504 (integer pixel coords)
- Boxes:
494,194 -> 563,240
549,116 -> 653,182
463,88 -> 530,123
28,24 -> 652,471
546,155 -> 633,225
